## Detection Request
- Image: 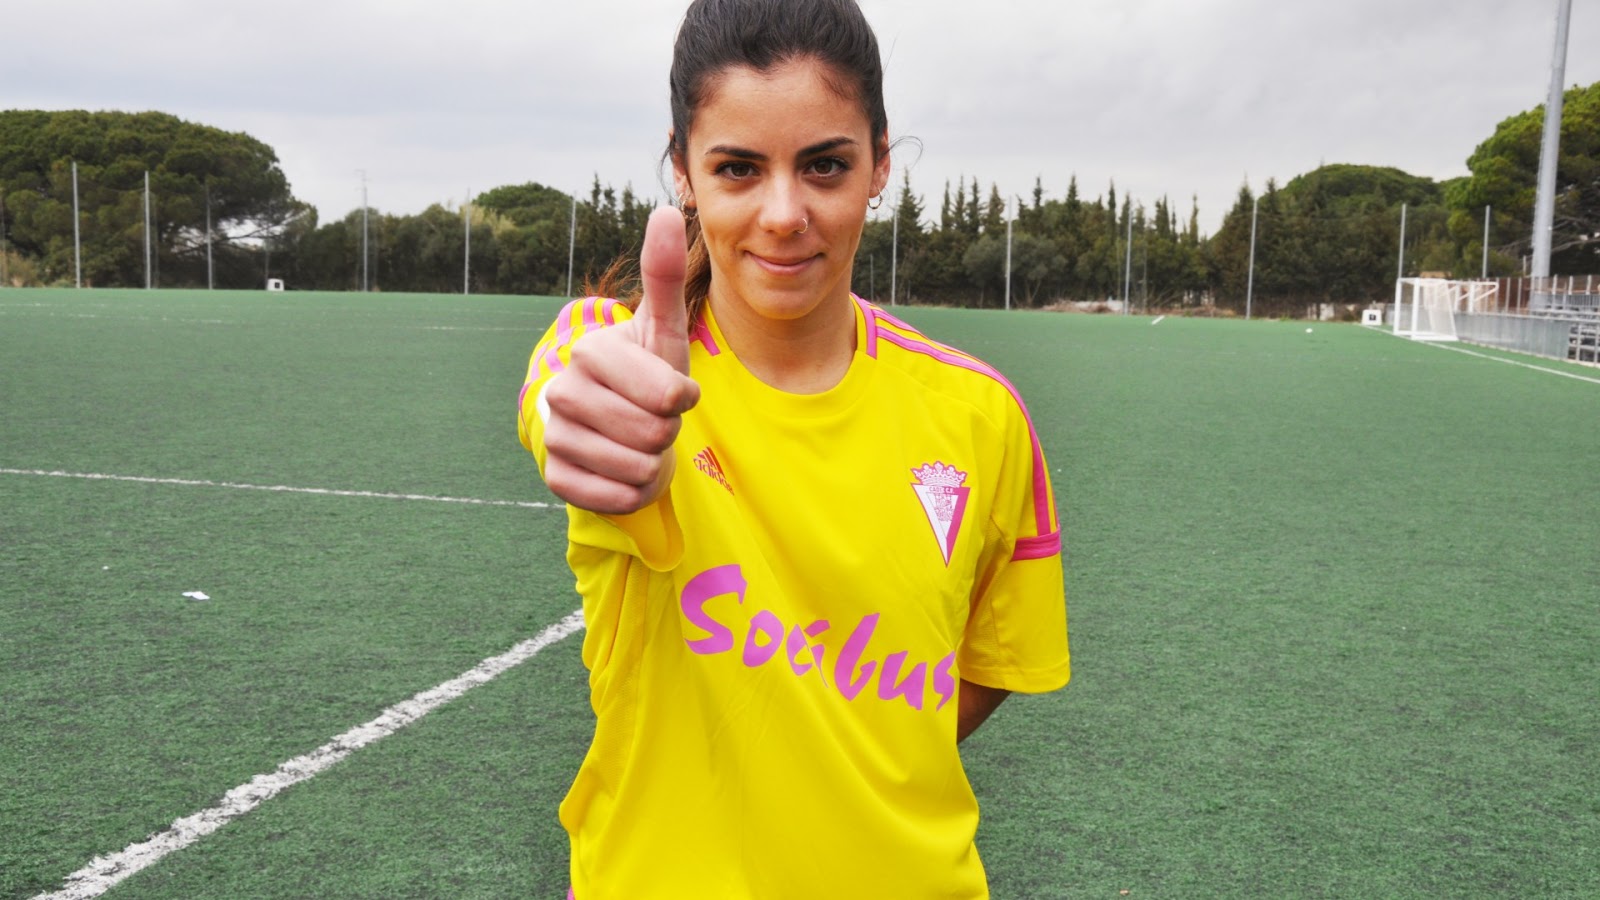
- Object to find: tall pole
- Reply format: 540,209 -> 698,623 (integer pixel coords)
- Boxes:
1530,0 -> 1572,279
205,182 -> 214,290
1004,198 -> 1013,311
1396,202 -> 1408,281
144,171 -> 152,290
72,162 -> 82,288
1121,201 -> 1133,315
890,197 -> 899,306
463,189 -> 471,296
360,170 -> 369,292
566,194 -> 576,297
1246,194 -> 1259,320
1481,205 -> 1491,279
0,191 -> 6,288
1395,202 -> 1409,332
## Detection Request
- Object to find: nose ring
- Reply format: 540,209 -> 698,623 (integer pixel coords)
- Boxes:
798,217 -> 809,235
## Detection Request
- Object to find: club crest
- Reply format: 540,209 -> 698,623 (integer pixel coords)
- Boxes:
911,461 -> 970,566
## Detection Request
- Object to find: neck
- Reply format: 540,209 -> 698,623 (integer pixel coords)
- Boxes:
708,289 -> 857,394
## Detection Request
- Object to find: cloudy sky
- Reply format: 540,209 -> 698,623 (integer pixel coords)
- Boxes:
8,0 -> 1597,234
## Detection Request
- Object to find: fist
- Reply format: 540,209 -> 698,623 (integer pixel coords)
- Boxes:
541,207 -> 701,514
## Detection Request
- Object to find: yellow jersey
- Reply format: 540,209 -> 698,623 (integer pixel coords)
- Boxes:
518,295 -> 1070,899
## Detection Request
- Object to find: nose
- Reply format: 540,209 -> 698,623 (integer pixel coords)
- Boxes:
756,175 -> 808,236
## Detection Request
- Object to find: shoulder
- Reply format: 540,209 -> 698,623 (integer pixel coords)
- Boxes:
547,296 -> 633,336
856,298 -> 1031,421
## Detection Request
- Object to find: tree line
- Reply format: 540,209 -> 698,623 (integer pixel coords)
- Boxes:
2,83 -> 1596,313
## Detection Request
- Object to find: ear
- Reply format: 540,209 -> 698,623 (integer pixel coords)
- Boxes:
669,131 -> 694,208
869,132 -> 891,198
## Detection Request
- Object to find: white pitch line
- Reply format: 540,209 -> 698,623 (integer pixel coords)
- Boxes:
34,609 -> 587,900
1423,340 -> 1600,385
1368,326 -> 1600,386
0,469 -> 554,509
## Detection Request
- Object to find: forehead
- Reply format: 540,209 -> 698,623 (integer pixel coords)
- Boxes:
687,59 -> 873,150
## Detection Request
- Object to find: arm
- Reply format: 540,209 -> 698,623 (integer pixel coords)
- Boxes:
956,678 -> 1011,743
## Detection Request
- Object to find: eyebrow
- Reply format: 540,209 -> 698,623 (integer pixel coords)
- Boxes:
703,137 -> 859,160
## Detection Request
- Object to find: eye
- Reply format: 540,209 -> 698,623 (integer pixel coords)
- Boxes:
808,157 -> 850,177
715,161 -> 757,179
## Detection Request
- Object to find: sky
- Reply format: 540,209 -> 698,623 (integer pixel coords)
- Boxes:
7,0 -> 1598,236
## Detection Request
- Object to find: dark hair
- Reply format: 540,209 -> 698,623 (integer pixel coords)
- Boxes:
595,0 -> 888,315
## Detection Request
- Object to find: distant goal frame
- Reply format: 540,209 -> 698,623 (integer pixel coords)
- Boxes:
1393,278 -> 1499,342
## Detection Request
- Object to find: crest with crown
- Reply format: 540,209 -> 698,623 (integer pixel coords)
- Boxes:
912,461 -> 968,488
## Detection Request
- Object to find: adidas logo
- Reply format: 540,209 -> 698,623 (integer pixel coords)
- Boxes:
692,446 -> 734,495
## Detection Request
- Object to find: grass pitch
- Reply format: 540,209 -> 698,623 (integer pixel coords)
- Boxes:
2,288 -> 1596,898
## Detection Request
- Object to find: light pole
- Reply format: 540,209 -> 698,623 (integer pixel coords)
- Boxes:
1246,194 -> 1259,320
567,192 -> 577,297
1530,0 -> 1573,280
1004,195 -> 1014,311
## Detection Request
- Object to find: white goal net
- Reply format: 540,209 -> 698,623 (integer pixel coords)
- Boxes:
1393,278 -> 1497,341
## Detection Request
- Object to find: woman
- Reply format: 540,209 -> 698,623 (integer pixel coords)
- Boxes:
518,0 -> 1069,895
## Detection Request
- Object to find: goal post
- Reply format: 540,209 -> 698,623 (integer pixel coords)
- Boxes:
1393,278 -> 1498,342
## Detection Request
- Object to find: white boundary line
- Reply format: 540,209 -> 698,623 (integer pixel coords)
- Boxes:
1367,325 -> 1600,386
34,610 -> 586,900
1423,341 -> 1600,385
0,469 -> 554,509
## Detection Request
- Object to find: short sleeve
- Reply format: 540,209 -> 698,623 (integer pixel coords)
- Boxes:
957,394 -> 1070,693
517,297 -> 683,571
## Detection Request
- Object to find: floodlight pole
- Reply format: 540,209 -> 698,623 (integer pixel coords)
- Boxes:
1121,201 -> 1133,315
71,162 -> 82,288
1246,194 -> 1259,320
890,197 -> 899,306
359,170 -> 369,292
1481,205 -> 1491,279
566,194 -> 576,297
1530,0 -> 1572,280
144,171 -> 152,290
1396,202 -> 1408,280
205,182 -> 214,290
463,189 -> 471,296
1004,197 -> 1013,311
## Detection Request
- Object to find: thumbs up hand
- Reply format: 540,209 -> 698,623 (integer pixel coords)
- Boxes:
541,206 -> 702,515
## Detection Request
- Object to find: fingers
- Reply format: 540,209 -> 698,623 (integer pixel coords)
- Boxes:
635,206 -> 691,375
542,407 -> 671,489
546,360 -> 687,456
568,331 -> 700,418
542,452 -> 668,517
540,328 -> 700,515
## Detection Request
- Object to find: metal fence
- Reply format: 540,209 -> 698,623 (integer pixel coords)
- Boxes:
1454,312 -> 1595,362
1481,276 -> 1600,315
1382,275 -> 1600,366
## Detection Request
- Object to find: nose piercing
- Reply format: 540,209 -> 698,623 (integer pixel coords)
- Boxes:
798,217 -> 809,235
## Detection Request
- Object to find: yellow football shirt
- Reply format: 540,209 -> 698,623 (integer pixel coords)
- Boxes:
518,295 -> 1070,899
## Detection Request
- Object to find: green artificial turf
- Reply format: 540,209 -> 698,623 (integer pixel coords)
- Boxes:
3,290 -> 1596,898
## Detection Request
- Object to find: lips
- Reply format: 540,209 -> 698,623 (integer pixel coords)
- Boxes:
749,252 -> 819,275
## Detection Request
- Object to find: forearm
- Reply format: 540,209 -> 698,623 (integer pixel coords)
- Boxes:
956,678 -> 1010,742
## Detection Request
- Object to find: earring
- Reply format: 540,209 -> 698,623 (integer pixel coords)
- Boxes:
868,195 -> 884,210
677,195 -> 697,220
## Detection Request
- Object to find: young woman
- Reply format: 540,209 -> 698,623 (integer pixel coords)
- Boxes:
518,1 -> 1069,895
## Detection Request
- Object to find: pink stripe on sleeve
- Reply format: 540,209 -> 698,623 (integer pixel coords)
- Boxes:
551,299 -> 581,343
853,294 -> 879,358
873,327 -> 1054,538
1012,531 -> 1061,560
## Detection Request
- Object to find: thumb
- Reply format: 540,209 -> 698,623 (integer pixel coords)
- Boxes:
636,205 -> 691,375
